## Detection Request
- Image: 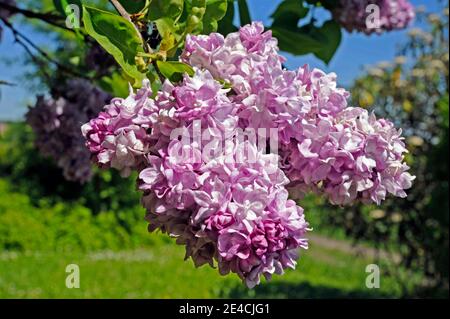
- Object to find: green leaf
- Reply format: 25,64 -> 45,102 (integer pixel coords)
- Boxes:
237,0 -> 251,26
218,0 -> 237,35
271,0 -> 309,29
82,6 -> 145,83
182,0 -> 207,35
156,60 -> 194,82
203,0 -> 228,33
272,20 -> 342,64
312,20 -> 342,64
154,17 -> 179,53
53,0 -> 84,40
271,26 -> 323,56
119,0 -> 149,14
98,72 -> 131,98
148,0 -> 190,57
53,0 -> 82,16
147,66 -> 162,96
148,0 -> 184,22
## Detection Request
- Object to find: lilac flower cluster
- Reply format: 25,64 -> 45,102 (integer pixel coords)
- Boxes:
182,22 -> 415,205
83,68 -> 309,287
140,141 -> 308,288
82,80 -> 153,177
283,107 -> 414,205
26,79 -> 110,183
331,0 -> 415,34
82,22 -> 413,287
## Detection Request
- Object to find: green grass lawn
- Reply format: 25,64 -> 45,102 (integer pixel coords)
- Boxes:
0,233 -> 412,298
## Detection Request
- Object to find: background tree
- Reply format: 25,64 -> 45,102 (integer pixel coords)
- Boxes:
319,5 -> 449,296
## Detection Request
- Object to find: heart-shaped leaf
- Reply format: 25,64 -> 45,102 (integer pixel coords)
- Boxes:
312,20 -> 342,64
271,0 -> 309,29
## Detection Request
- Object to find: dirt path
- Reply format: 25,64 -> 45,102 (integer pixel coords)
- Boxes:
309,234 -> 401,263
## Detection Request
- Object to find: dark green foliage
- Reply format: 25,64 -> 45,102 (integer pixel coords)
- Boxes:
0,177 -> 164,252
0,123 -> 141,214
0,123 -> 160,252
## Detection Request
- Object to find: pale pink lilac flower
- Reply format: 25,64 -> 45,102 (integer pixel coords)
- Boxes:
82,80 -> 154,176
182,23 -> 348,141
139,141 -> 309,287
283,107 -> 415,205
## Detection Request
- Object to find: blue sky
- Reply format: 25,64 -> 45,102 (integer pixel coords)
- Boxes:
0,0 -> 444,121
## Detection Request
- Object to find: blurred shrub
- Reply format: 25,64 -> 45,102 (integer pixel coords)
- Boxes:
0,123 -> 169,252
0,122 -> 141,214
315,7 -> 449,296
0,178 -> 165,252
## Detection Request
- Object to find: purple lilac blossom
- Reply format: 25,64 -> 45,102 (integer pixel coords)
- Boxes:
331,0 -> 415,34
283,107 -> 415,205
26,79 -> 110,183
83,68 -> 310,287
85,42 -> 116,77
139,141 -> 309,288
82,80 -> 154,177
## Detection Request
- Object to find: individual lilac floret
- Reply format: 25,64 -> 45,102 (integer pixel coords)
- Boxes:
332,0 -> 415,34
81,80 -> 154,177
284,107 -> 415,205
172,69 -> 232,122
26,79 -> 110,183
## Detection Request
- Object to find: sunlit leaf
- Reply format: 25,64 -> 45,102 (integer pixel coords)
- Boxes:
156,60 -> 194,82
148,0 -> 184,22
82,6 -> 145,83
203,0 -> 228,33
